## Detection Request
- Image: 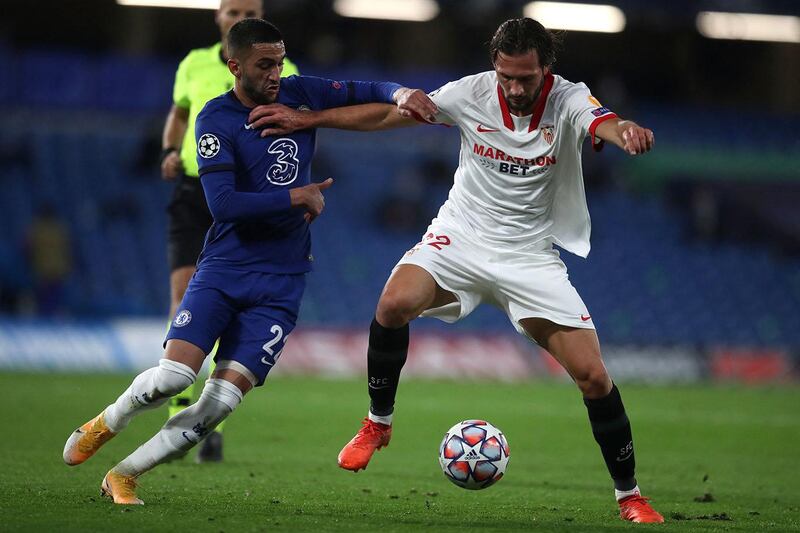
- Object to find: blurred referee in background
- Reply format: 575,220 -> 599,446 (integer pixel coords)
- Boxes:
159,0 -> 299,462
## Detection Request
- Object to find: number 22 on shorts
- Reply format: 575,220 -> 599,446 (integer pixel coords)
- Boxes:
405,233 -> 451,257
261,324 -> 287,366
425,233 -> 451,251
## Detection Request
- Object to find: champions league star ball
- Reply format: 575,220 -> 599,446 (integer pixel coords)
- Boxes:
439,420 -> 510,490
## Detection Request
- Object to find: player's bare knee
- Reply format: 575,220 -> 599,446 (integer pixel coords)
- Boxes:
574,365 -> 612,398
376,293 -> 418,328
154,358 -> 197,398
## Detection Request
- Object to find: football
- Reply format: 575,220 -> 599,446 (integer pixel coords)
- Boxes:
438,419 -> 510,490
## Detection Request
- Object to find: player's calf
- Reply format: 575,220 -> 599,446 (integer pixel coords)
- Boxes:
63,359 -> 196,466
103,358 -> 197,433
583,383 -> 637,491
111,379 -> 242,478
338,318 -> 406,472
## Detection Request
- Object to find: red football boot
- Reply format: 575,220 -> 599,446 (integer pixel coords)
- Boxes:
337,418 -> 392,472
619,495 -> 665,523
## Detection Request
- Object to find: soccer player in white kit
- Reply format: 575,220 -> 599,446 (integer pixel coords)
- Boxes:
248,18 -> 663,523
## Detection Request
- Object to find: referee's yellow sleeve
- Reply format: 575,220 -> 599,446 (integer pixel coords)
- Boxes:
172,54 -> 192,109
282,57 -> 300,77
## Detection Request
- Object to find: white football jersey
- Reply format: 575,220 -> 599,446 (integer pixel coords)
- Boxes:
428,71 -> 616,258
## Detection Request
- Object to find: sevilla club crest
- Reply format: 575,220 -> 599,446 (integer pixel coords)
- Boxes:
540,126 -> 554,145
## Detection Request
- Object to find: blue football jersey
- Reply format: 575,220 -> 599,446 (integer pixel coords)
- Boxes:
194,75 -> 401,274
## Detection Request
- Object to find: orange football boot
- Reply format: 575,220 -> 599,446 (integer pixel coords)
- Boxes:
101,471 -> 144,505
619,495 -> 665,523
63,411 -> 116,466
337,418 -> 392,471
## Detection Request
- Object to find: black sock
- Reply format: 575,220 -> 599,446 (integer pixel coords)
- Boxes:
583,383 -> 637,491
366,318 -> 409,417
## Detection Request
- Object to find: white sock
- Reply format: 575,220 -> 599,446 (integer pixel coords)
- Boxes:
114,379 -> 242,477
615,485 -> 641,502
368,410 -> 392,426
104,359 -> 196,433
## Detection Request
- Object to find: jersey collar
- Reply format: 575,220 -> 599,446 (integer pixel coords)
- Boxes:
496,73 -> 554,133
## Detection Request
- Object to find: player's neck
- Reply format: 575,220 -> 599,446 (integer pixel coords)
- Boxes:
233,85 -> 257,108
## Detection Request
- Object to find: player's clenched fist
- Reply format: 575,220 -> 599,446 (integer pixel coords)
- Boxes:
290,178 -> 334,223
619,121 -> 654,155
392,87 -> 437,123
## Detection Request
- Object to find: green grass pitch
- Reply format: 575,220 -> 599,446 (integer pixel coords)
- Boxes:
1,373 -> 798,531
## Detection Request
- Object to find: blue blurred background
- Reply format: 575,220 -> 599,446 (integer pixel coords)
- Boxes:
0,0 -> 798,379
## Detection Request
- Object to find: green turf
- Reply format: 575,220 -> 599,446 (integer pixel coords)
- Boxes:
0,373 -> 798,532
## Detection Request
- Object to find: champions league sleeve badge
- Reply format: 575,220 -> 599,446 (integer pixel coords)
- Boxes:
198,133 -> 221,158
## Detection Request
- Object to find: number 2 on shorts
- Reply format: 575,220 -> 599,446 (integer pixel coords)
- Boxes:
260,324 -> 286,366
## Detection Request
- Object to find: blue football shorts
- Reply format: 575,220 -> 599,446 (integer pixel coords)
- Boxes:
165,266 -> 306,386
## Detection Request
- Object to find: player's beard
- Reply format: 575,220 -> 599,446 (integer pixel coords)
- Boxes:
241,74 -> 279,105
506,77 -> 546,114
507,95 -> 534,113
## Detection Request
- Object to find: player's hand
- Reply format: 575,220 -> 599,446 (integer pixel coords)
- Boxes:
289,178 -> 334,223
248,104 -> 313,137
393,87 -> 438,123
620,122 -> 655,155
161,150 -> 183,180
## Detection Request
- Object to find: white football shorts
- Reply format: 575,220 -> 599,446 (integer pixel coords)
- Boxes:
395,220 -> 595,335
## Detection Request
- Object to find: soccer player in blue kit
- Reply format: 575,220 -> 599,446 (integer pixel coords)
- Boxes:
62,18 -> 437,505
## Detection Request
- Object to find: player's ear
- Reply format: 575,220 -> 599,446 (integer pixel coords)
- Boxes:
227,58 -> 241,78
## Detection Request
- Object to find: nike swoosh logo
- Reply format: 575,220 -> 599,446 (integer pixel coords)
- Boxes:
581,314 -> 592,321
368,384 -> 389,390
181,431 -> 196,444
476,124 -> 500,133
616,451 -> 633,462
244,123 -> 254,130
260,356 -> 274,366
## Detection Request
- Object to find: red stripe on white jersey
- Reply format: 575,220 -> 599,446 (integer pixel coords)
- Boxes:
529,73 -> 555,132
588,113 -> 617,152
496,84 -> 515,131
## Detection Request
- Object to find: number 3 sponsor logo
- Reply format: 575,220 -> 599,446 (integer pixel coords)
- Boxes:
266,138 -> 300,185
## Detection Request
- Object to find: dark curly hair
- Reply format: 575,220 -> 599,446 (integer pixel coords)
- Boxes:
489,18 -> 561,68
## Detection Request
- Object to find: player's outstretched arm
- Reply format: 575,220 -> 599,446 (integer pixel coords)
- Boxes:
247,86 -> 435,136
250,103 -> 418,137
595,118 -> 655,155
